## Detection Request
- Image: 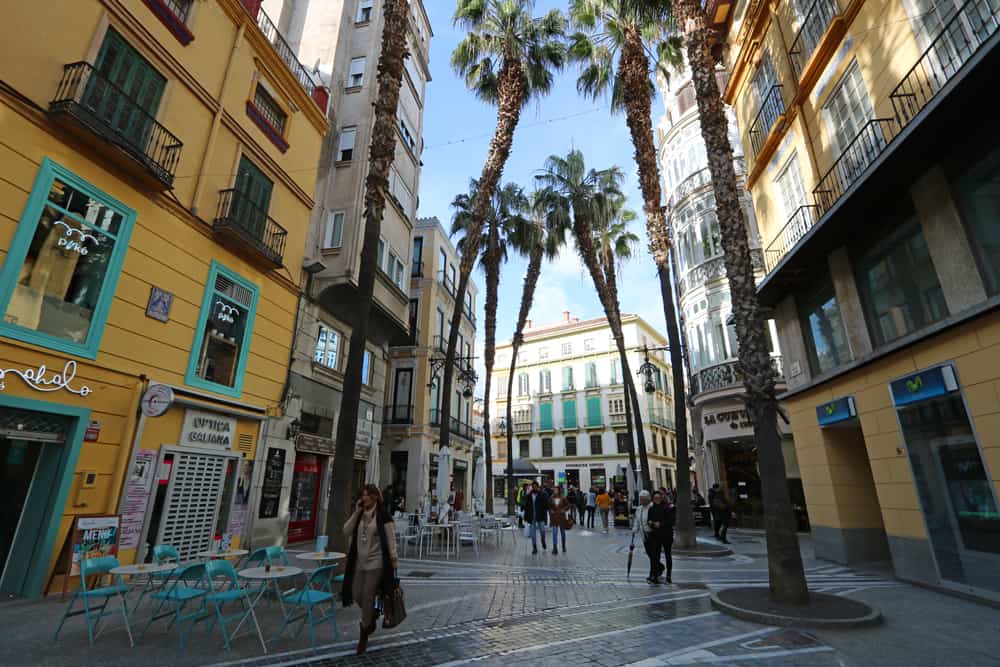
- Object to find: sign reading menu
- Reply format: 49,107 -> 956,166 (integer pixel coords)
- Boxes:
179,409 -> 236,449
69,515 -> 120,576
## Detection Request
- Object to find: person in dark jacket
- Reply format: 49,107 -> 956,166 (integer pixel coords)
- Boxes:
521,481 -> 549,554
709,483 -> 731,544
646,490 -> 676,583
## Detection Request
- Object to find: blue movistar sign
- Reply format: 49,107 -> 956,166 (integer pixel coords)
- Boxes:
890,364 -> 959,407
816,396 -> 857,427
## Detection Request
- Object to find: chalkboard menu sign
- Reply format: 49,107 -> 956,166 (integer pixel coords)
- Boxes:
259,447 -> 286,519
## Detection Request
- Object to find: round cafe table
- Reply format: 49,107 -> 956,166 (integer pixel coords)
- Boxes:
197,548 -> 249,560
109,562 -> 177,619
238,565 -> 303,615
295,551 -> 346,565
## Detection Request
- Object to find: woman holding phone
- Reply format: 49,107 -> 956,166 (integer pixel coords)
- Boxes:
342,484 -> 398,654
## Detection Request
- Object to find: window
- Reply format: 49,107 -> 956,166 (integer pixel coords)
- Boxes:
397,111 -> 417,152
586,396 -> 602,427
617,432 -> 631,454
952,142 -> 1000,294
90,30 -> 166,149
348,57 -> 366,88
497,375 -> 508,399
357,0 -> 373,22
232,156 -> 273,243
0,159 -> 136,358
448,264 -> 456,290
539,369 -> 552,393
300,412 -> 333,437
609,397 -> 626,414
585,362 -> 598,388
855,217 -> 948,346
584,338 -> 595,351
314,324 -> 339,369
438,248 -> 448,277
412,236 -> 423,275
517,373 -> 530,396
539,346 -> 549,359
187,262 -> 259,396
610,359 -> 621,384
824,61 -> 875,155
539,403 -> 553,430
751,51 -> 781,132
798,274 -> 851,375
775,154 -> 808,222
519,439 -> 530,459
589,434 -> 602,455
563,399 -> 577,429
362,349 -> 373,385
377,238 -> 385,270
565,436 -> 577,456
252,84 -> 287,135
388,251 -> 404,288
338,127 -> 357,161
323,211 -> 344,249
562,343 -> 572,355
542,438 -> 553,457
562,367 -> 574,391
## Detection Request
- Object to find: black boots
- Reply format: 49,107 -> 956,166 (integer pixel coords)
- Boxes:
357,622 -> 370,654
552,545 -> 558,555
562,543 -> 566,553
532,545 -> 538,554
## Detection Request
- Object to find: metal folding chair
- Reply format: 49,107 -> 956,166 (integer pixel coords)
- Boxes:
202,560 -> 267,653
277,564 -> 340,651
141,562 -> 209,650
54,556 -> 134,647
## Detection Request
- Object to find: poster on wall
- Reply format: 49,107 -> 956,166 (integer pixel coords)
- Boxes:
226,459 -> 253,538
120,449 -> 156,550
70,516 -> 120,575
259,448 -> 285,519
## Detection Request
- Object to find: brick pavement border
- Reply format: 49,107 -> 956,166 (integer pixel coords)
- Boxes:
711,587 -> 883,628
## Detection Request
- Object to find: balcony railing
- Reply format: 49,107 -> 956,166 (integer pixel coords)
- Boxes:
691,355 -> 785,396
764,205 -> 820,273
213,189 -> 288,267
251,7 -> 317,97
610,413 -> 627,426
678,250 -> 764,296
747,85 -> 785,159
384,404 -> 414,425
788,0 -> 841,80
513,420 -> 533,434
429,409 -> 474,441
50,62 -> 183,188
813,118 -> 896,215
437,270 -> 456,297
890,0 -> 1000,129
648,411 -> 675,430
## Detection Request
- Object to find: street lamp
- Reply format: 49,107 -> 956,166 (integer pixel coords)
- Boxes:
636,344 -> 670,394
427,349 -> 479,398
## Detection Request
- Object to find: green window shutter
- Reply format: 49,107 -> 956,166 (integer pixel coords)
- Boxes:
586,396 -> 602,427
539,403 -> 553,431
563,399 -> 577,429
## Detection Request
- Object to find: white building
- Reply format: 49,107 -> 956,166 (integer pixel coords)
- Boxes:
490,312 -> 677,498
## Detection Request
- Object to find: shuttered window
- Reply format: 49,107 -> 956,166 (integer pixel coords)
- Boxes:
539,403 -> 553,431
562,367 -> 574,391
586,397 -> 602,427
585,362 -> 598,387
562,399 -> 577,429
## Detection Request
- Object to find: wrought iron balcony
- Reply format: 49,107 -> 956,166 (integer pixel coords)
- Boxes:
690,355 -> 785,396
890,0 -> 1000,129
747,85 -> 785,159
764,205 -> 820,273
251,7 -> 317,97
513,419 -> 533,434
429,409 -> 475,441
788,0 -> 841,81
648,411 -> 675,430
813,119 -> 896,215
384,404 -> 414,425
213,189 -> 288,268
49,62 -> 183,189
677,250 -> 764,297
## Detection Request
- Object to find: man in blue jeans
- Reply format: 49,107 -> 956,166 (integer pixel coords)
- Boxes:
521,481 -> 549,554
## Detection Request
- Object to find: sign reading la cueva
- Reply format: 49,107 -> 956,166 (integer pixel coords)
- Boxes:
180,409 -> 237,449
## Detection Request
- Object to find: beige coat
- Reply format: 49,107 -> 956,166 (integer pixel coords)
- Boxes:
343,507 -> 398,571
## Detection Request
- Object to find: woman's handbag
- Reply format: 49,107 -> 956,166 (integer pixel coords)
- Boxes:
381,575 -> 407,629
565,515 -> 575,531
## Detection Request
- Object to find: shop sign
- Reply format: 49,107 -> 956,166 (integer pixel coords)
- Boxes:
0,360 -> 91,396
296,433 -> 335,456
179,409 -> 236,449
890,364 -> 958,407
140,384 -> 174,417
120,450 -> 156,550
704,409 -> 753,429
816,396 -> 857,427
70,516 -> 120,576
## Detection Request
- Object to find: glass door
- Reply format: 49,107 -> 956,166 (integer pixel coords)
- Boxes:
287,454 -> 320,543
89,29 -> 165,147
392,368 -> 412,423
0,437 -> 43,578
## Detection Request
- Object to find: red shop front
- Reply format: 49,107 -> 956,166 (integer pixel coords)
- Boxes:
287,454 -> 321,543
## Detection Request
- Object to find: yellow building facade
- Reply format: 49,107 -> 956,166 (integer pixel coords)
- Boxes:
723,0 -> 1000,599
0,0 -> 326,596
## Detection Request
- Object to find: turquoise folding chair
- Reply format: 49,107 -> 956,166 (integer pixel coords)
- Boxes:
141,562 -> 209,650
202,560 -> 267,653
132,544 -> 185,610
54,556 -> 134,647
277,564 -> 339,650
244,545 -> 288,568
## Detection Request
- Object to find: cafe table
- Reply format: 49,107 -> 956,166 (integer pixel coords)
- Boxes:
107,562 -> 177,622
197,548 -> 250,561
236,565 -> 303,627
294,551 -> 346,567
421,522 -> 456,559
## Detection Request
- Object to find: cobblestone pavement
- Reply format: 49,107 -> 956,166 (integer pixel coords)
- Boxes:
6,526 -> 1000,666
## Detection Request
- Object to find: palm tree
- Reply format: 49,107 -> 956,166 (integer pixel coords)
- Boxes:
438,1 -> 567,457
451,180 -> 532,514
535,149 -> 651,491
326,0 -> 410,552
568,0 -> 693,537
504,188 -> 568,516
674,0 -> 808,602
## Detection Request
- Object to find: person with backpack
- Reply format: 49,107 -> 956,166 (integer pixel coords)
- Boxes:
709,483 -> 731,544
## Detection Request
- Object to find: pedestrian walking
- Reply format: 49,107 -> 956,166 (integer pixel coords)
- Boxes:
632,490 -> 659,583
342,484 -> 398,655
709,483 -> 731,544
549,486 -> 570,554
595,488 -> 612,532
577,487 -> 588,526
585,487 -> 597,529
647,490 -> 675,583
567,486 -> 579,522
522,481 -> 549,554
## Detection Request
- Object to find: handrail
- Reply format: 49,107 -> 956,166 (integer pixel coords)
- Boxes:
254,8 -> 317,96
214,189 -> 288,265
764,205 -> 820,273
747,84 -> 785,159
691,356 -> 784,396
813,118 -> 895,215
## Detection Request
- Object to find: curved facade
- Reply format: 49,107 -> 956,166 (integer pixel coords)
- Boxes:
656,65 -> 805,529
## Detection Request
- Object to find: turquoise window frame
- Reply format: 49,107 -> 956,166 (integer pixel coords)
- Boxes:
185,260 -> 259,398
586,396 -> 602,427
539,403 -> 553,431
0,158 -> 136,359
563,399 -> 577,429
0,395 -> 89,598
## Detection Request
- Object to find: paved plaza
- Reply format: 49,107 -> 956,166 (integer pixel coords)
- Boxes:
3,524 -> 1000,666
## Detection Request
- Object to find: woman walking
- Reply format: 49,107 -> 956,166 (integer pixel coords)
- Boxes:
647,490 -> 676,583
342,484 -> 398,654
549,486 -> 570,554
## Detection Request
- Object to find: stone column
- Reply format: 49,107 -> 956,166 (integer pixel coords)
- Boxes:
828,246 -> 873,358
773,294 -> 812,391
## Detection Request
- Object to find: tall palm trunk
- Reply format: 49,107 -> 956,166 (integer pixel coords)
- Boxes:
439,58 -> 527,454
505,241 -> 545,515
676,0 -> 808,603
481,223 -> 501,514
622,367 -> 639,494
618,28 -> 694,544
326,0 -> 409,551
602,245 -> 650,491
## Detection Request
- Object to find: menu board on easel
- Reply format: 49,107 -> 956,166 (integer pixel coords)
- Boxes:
55,514 -> 121,597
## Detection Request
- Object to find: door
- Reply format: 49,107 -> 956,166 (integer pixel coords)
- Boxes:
0,437 -> 44,579
233,156 -> 274,240
153,449 -> 234,561
287,454 -> 321,543
88,29 -> 166,148
392,368 -> 413,423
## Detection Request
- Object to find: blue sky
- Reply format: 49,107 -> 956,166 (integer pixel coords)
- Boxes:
415,1 -> 668,390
